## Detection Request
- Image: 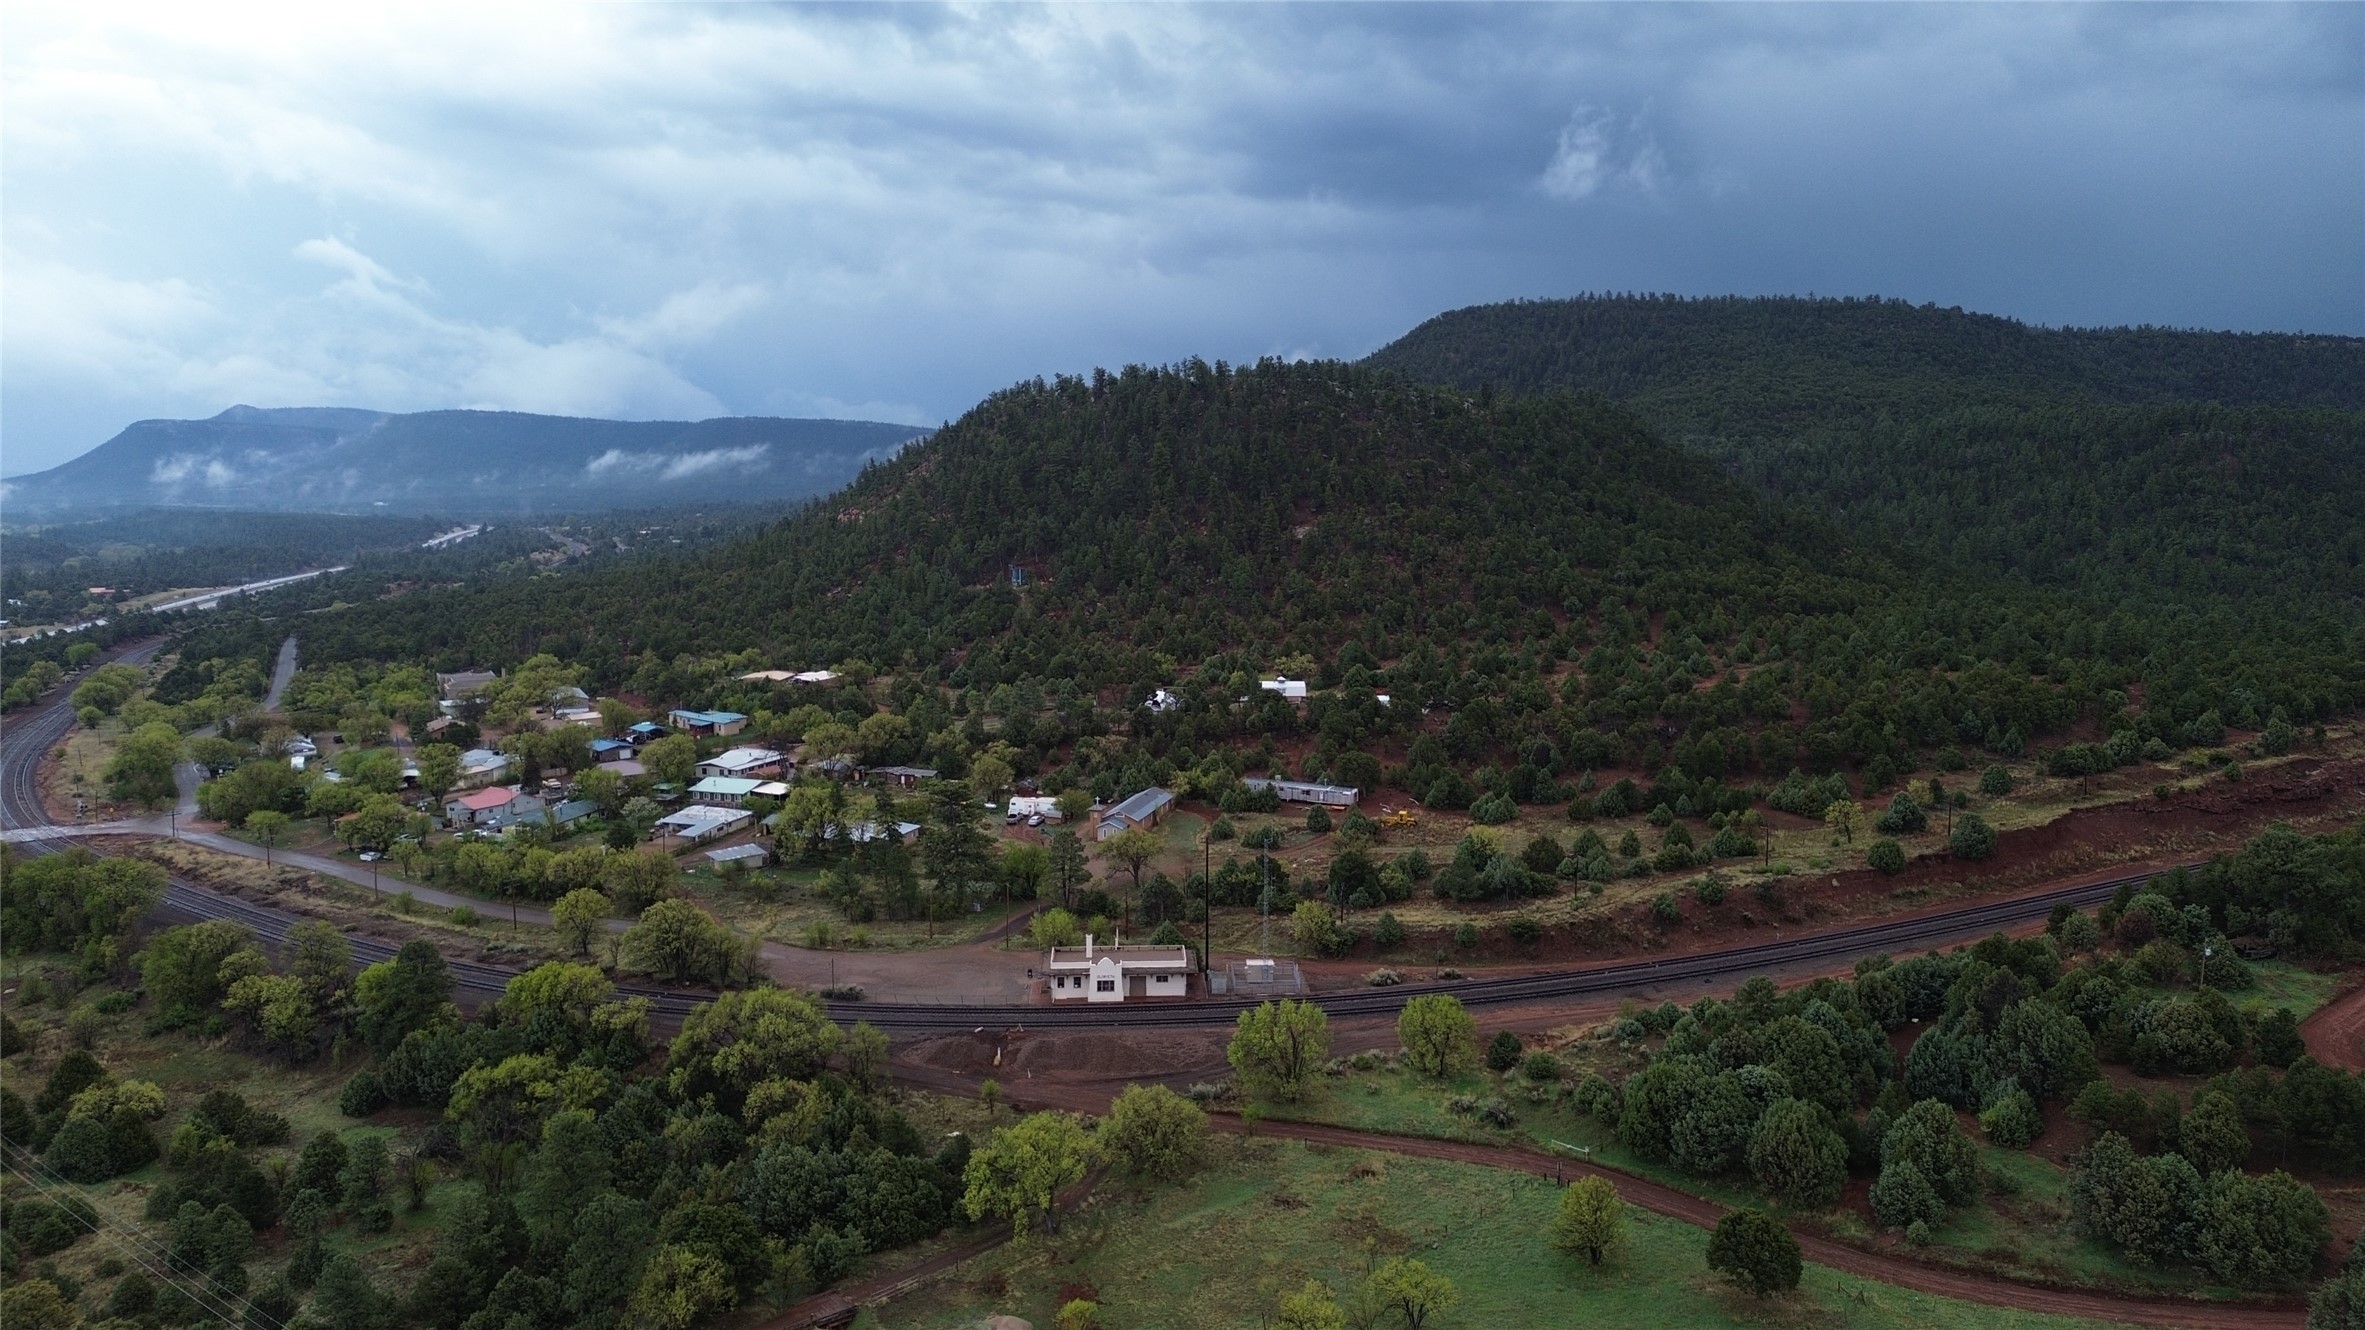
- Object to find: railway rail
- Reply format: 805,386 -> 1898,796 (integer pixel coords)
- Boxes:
5,639 -> 2172,1035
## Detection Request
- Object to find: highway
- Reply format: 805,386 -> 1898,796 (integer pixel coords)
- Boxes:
3,640 -> 2176,1034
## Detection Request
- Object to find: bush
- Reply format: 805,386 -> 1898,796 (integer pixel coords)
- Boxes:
1694,877 -> 1727,906
337,1072 -> 388,1119
1505,917 -> 1543,945
1485,1030 -> 1524,1072
1979,1089 -> 2042,1149
1706,1209 -> 1800,1296
1871,1159 -> 1946,1229
1469,793 -> 1516,825
1650,893 -> 1680,926
1866,839 -> 1907,875
1365,969 -> 1403,987
1949,814 -> 1997,861
816,983 -> 865,1001
1374,912 -> 1405,947
1521,1052 -> 1561,1082
1453,922 -> 1479,949
449,906 -> 480,928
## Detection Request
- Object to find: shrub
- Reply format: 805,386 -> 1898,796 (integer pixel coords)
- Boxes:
1485,1030 -> 1523,1072
337,1072 -> 388,1119
1694,877 -> 1727,906
1453,923 -> 1479,949
1304,806 -> 1333,834
1871,1159 -> 1946,1229
1469,793 -> 1517,825
1866,839 -> 1907,875
1949,814 -> 1997,861
1979,1089 -> 2042,1149
816,983 -> 865,1001
1521,1052 -> 1561,1082
1706,1209 -> 1800,1296
1365,969 -> 1403,987
449,906 -> 480,929
1650,893 -> 1680,925
1374,912 -> 1405,947
1505,917 -> 1543,945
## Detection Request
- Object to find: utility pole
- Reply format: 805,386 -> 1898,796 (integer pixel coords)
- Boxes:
1202,833 -> 1212,984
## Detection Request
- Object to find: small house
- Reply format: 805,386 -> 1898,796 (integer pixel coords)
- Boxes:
698,747 -> 785,779
423,715 -> 459,739
1259,677 -> 1309,702
625,721 -> 669,742
1097,786 -> 1176,840
1043,933 -> 1194,1002
1007,795 -> 1062,821
548,686 -> 590,710
595,758 -> 646,779
1243,778 -> 1361,808
445,786 -> 544,829
705,842 -> 768,868
868,765 -> 938,790
667,709 -> 748,738
589,737 -> 637,761
547,799 -> 598,828
653,804 -> 751,844
457,748 -> 509,785
436,670 -> 498,701
689,776 -> 763,807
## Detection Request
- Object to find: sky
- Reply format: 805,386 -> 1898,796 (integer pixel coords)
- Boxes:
3,2 -> 2359,475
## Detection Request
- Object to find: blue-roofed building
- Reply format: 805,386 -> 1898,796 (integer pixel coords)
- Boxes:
626,721 -> 668,741
1097,786 -> 1176,841
668,708 -> 749,737
548,799 -> 599,827
589,737 -> 638,761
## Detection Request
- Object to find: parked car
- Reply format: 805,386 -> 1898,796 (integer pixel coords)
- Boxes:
357,851 -> 381,862
1027,813 -> 1045,827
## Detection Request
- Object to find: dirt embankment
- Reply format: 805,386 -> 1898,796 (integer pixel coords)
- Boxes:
2302,981 -> 2365,1073
1353,753 -> 2365,973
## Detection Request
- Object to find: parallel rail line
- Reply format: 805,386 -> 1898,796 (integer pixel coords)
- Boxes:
4,640 -> 2171,1034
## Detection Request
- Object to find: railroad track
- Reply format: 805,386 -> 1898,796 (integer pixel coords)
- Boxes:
4,639 -> 2176,1035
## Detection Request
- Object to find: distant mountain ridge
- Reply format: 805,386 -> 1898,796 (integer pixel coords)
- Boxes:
3,405 -> 930,517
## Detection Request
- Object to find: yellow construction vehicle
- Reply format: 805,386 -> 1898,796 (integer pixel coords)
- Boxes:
1379,807 -> 1418,831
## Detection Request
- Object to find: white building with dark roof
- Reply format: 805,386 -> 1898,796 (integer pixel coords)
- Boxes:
1043,933 -> 1195,1002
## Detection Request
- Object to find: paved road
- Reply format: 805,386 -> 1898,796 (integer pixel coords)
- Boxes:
2,638 -> 2198,1036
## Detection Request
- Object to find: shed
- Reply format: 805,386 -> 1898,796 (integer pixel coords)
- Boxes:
1097,786 -> 1177,840
705,843 -> 768,866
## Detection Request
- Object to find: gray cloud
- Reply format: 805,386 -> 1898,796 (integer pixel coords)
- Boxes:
2,3 -> 2356,473
583,444 -> 771,482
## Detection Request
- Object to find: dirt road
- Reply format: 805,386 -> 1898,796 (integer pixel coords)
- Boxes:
2302,982 -> 2365,1072
886,1062 -> 2307,1330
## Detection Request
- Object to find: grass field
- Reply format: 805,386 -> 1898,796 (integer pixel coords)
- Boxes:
678,859 -> 1035,951
861,1135 -> 2142,1330
1266,1057 -> 2248,1300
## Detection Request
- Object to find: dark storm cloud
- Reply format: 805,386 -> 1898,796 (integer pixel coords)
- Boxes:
3,3 -> 2356,473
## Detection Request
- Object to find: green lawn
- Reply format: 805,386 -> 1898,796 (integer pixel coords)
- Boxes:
862,1136 -> 2142,1330
1266,1059 -> 2255,1300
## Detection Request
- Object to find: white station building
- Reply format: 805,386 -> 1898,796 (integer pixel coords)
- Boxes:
1043,933 -> 1195,1003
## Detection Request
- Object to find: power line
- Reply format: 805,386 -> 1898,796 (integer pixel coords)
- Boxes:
1,1150 -> 273,1329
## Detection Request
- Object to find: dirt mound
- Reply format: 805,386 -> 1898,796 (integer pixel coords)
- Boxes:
903,1028 -> 1225,1081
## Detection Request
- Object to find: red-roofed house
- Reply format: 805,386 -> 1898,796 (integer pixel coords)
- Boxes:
443,785 -> 545,829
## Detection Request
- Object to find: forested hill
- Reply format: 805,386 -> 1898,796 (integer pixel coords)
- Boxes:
222,361 -> 1909,683
2,404 -> 928,518
1362,295 -> 2365,603
180,359 -> 2364,779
